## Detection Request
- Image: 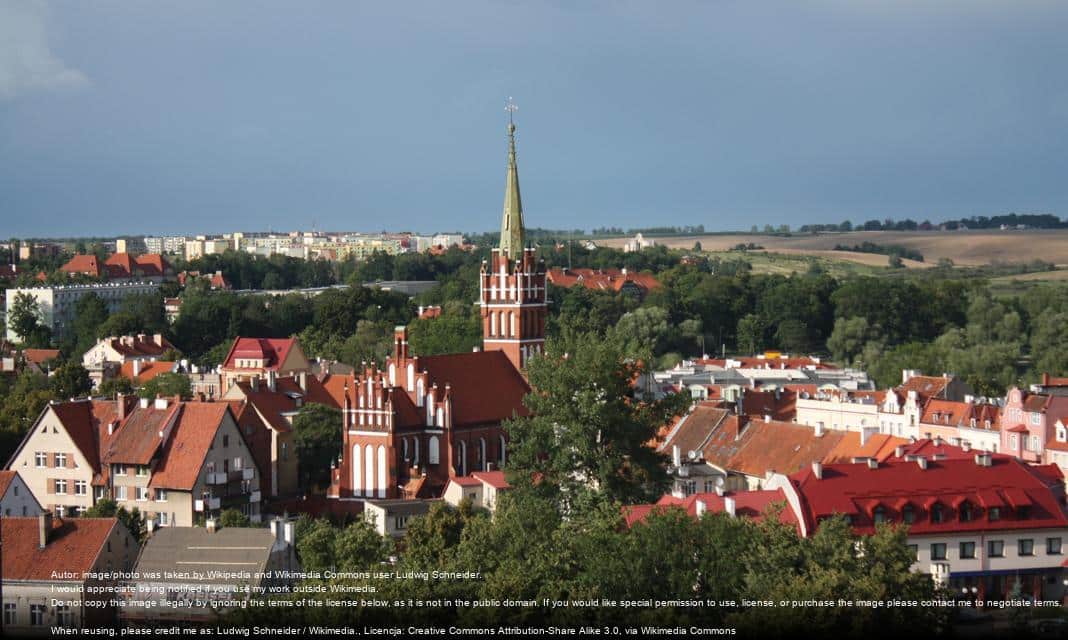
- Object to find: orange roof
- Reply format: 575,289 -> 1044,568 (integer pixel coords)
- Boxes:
417,351 -> 530,426
0,469 -> 16,496
547,267 -> 661,295
222,337 -> 298,371
1,517 -> 120,580
659,404 -> 731,458
624,489 -> 799,530
103,402 -> 179,465
149,403 -> 232,490
823,432 -> 909,464
726,419 -> 846,478
741,389 -> 797,422
898,375 -> 951,401
23,348 -> 60,364
120,360 -> 176,384
60,254 -> 102,277
106,335 -> 175,358
471,470 -> 511,490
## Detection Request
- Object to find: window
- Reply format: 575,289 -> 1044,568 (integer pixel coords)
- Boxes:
930,543 -> 947,561
96,486 -> 106,499
156,489 -> 168,502
1019,539 -> 1035,556
1018,506 -> 1032,520
960,541 -> 976,559
223,435 -> 229,448
116,485 -> 128,500
136,465 -> 148,477
1048,537 -> 1062,555
989,507 -> 1001,522
136,487 -> 148,501
959,501 -> 974,522
1010,434 -> 1018,450
30,604 -> 45,626
115,464 -> 127,476
3,602 -> 15,625
56,604 -> 72,625
55,479 -> 67,494
282,442 -> 288,461
75,480 -> 87,496
1031,413 -> 1041,425
988,540 -> 1005,558
35,451 -> 47,467
930,503 -> 945,524
394,516 -> 409,530
55,452 -> 67,467
902,504 -> 915,524
1031,436 -> 1040,452
160,512 -> 168,525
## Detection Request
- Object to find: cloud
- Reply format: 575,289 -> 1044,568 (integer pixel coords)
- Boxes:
0,0 -> 88,100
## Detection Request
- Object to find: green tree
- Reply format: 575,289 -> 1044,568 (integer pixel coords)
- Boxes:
334,519 -> 393,570
505,329 -> 686,509
296,518 -> 338,571
97,377 -> 135,398
50,362 -> 92,399
84,498 -> 146,541
219,508 -> 251,528
137,372 -> 192,399
736,313 -> 766,355
9,292 -> 52,346
407,301 -> 481,356
826,316 -> 879,365
67,293 -> 109,356
293,403 -> 342,490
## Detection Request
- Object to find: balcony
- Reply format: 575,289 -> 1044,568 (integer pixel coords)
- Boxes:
195,496 -> 222,511
242,467 -> 254,481
249,490 -> 261,503
206,472 -> 227,485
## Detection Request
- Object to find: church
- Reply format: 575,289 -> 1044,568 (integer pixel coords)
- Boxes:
328,116 -> 546,501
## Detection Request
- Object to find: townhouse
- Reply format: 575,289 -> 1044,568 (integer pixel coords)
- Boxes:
0,469 -> 42,517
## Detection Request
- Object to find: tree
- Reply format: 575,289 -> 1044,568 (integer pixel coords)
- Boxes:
736,314 -> 766,355
137,372 -> 192,400
84,498 -> 146,541
407,302 -> 481,356
334,519 -> 393,570
67,293 -> 109,356
97,377 -> 135,399
505,329 -> 687,509
826,316 -> 878,365
296,518 -> 338,571
293,403 -> 342,490
219,508 -> 251,528
612,306 -> 670,359
9,292 -> 51,346
50,362 -> 92,399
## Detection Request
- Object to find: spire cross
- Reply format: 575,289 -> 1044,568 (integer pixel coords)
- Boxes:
505,97 -> 518,125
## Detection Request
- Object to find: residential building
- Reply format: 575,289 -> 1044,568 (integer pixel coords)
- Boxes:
364,498 -> 439,538
1001,386 -> 1068,466
623,232 -> 658,252
219,336 -> 312,395
82,333 -> 176,388
118,520 -> 298,625
5,398 -> 128,517
4,282 -> 161,342
59,252 -> 172,282
18,242 -> 63,261
443,470 -> 512,512
1,514 -> 138,633
623,488 -> 799,530
143,236 -> 188,255
177,269 -> 231,290
0,469 -> 42,517
103,398 -> 262,526
775,454 -> 1068,600
547,267 -> 660,298
163,296 -> 182,323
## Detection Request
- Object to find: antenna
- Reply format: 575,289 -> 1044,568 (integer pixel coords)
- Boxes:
505,97 -> 518,124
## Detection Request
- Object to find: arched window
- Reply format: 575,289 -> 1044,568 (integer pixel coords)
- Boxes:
416,379 -> 424,406
428,436 -> 440,465
352,444 -> 362,496
377,446 -> 386,498
498,435 -> 507,466
436,407 -> 444,427
479,438 -> 487,471
960,501 -> 974,522
902,504 -> 915,524
407,364 -> 415,392
388,363 -> 396,387
365,445 -> 374,497
402,438 -> 409,461
509,312 -> 516,337
931,503 -> 945,524
491,312 -> 498,337
413,438 -> 420,465
457,440 -> 468,476
873,506 -> 887,525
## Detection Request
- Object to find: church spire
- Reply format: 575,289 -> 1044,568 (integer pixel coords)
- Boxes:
499,98 -> 524,259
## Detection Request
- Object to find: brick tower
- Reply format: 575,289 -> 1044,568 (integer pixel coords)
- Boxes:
480,108 -> 546,371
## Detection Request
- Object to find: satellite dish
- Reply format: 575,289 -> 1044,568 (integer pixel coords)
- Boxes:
687,450 -> 698,461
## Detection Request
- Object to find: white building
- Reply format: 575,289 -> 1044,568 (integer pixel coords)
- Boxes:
5,282 -> 161,342
0,470 -> 42,517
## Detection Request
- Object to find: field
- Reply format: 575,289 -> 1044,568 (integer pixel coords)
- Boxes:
599,229 -> 1068,268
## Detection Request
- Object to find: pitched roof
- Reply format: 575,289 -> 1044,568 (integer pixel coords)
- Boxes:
60,254 -> 102,277
898,375 -> 951,401
658,404 -> 731,458
471,470 -> 511,490
23,348 -> 60,364
741,388 -> 797,422
417,350 -> 530,426
624,489 -> 799,529
105,335 -> 175,358
823,432 -> 909,464
790,457 -> 1068,536
221,337 -> 298,371
1,517 -> 119,580
133,527 -> 275,584
51,401 -> 105,474
547,267 -> 660,294
0,469 -> 16,497
725,419 -> 846,478
103,402 -> 179,465
149,403 -> 231,490
120,360 -> 176,384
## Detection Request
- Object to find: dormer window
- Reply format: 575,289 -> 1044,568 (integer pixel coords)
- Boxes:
1017,506 -> 1031,520
902,504 -> 916,524
959,501 -> 974,522
930,503 -> 945,524
1059,425 -> 1067,443
989,507 -> 1001,522
873,506 -> 887,525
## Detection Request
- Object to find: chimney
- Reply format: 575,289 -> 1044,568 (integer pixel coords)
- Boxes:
812,461 -> 823,480
814,422 -> 824,437
917,457 -> 929,470
298,371 -> 307,392
206,517 -> 218,533
1043,373 -> 1051,386
975,453 -> 992,467
724,496 -> 736,517
132,360 -> 141,378
894,445 -> 905,458
962,441 -> 971,453
933,435 -> 943,447
672,445 -> 681,467
154,396 -> 168,410
695,499 -> 706,517
860,429 -> 870,446
764,414 -> 771,423
38,512 -> 53,548
117,392 -> 127,420
267,370 -> 276,392
867,458 -> 879,470
394,326 -> 409,362
139,397 -> 149,409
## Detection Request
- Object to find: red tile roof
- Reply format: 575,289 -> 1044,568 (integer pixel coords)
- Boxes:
624,489 -> 799,529
60,254 -> 102,277
695,356 -> 834,370
790,456 -> 1068,536
0,469 -> 16,497
1,517 -> 120,580
417,351 -> 530,426
105,335 -> 175,358
741,389 -> 797,422
103,402 -> 179,465
898,375 -> 951,401
823,432 -> 909,464
222,337 -> 298,371
658,404 -> 731,458
471,470 -> 511,490
726,419 -> 846,478
547,267 -> 661,295
149,403 -> 232,490
23,348 -> 60,364
120,360 -> 176,384
50,401 -> 105,474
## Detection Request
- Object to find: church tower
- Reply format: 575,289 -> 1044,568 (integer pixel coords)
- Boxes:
480,105 -> 546,371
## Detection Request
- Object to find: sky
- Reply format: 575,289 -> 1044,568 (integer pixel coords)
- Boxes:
1,1 -> 1067,238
